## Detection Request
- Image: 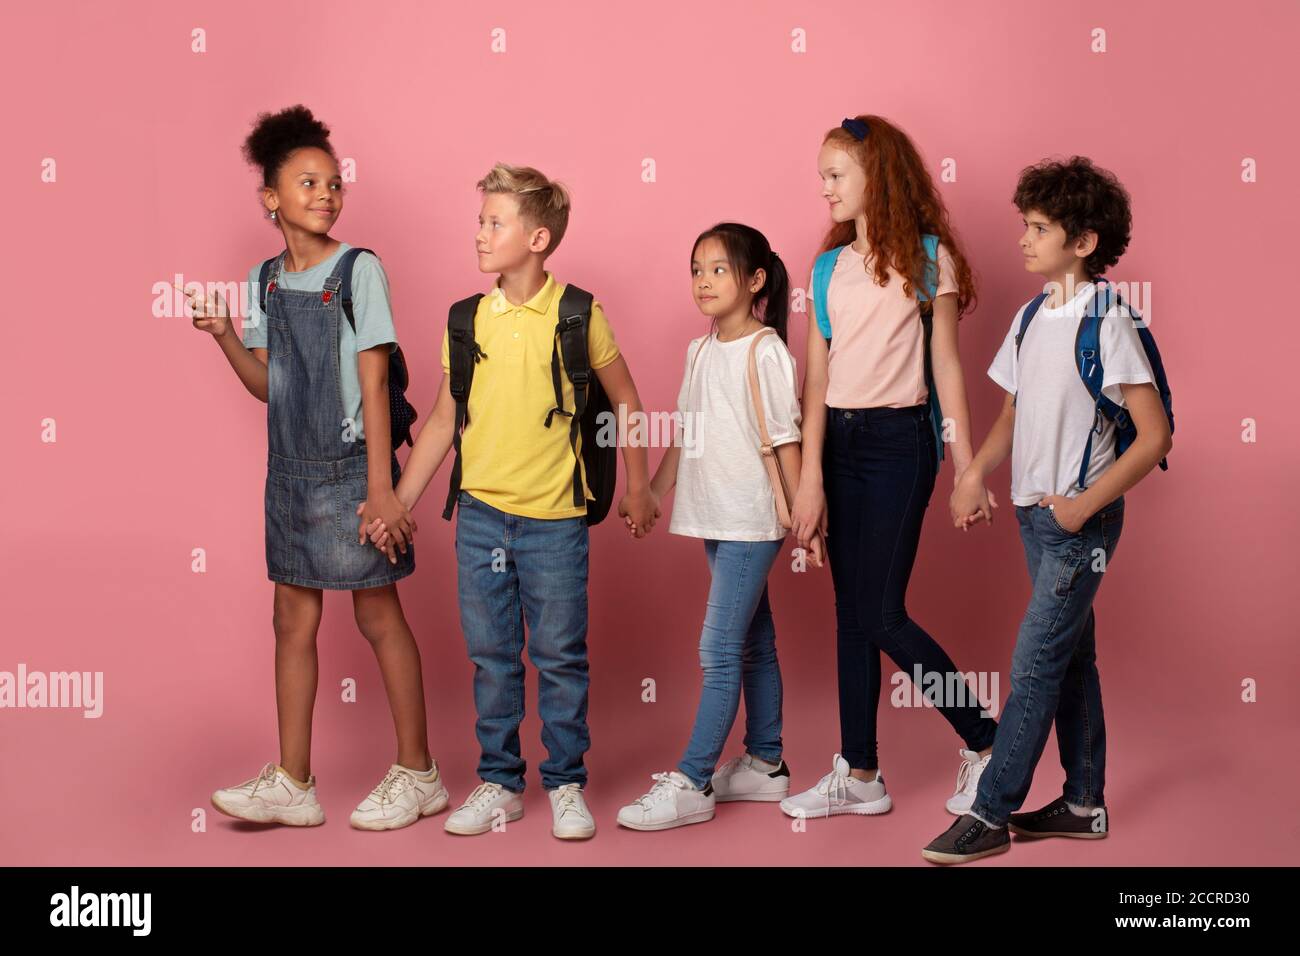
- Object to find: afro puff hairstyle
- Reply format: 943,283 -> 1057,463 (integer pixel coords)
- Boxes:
241,104 -> 336,188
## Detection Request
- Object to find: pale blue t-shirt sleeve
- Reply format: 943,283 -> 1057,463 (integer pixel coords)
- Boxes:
242,262 -> 268,349
350,252 -> 398,353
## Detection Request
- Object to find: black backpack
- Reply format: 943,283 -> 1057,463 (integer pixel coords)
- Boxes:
259,246 -> 418,450
441,283 -> 617,525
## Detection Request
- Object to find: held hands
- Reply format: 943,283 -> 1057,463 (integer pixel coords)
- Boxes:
949,470 -> 999,532
620,487 -> 662,539
790,484 -> 828,552
183,285 -> 233,338
356,490 -> 418,564
801,530 -> 826,569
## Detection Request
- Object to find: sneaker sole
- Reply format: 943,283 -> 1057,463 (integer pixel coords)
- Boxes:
616,808 -> 716,831
1008,824 -> 1107,840
211,795 -> 325,827
444,806 -> 524,835
715,790 -> 789,803
552,824 -> 597,840
779,794 -> 892,819
349,789 -> 451,831
921,841 -> 1011,865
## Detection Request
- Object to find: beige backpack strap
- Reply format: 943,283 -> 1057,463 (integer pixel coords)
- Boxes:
747,328 -> 793,530
686,335 -> 710,395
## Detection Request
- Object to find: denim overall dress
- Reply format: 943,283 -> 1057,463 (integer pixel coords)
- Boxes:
262,250 -> 415,590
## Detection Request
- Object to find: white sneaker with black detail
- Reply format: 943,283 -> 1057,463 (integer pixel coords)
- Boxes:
711,753 -> 791,802
616,771 -> 716,831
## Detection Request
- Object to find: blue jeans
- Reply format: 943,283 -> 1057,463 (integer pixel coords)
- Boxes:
971,497 -> 1125,827
677,538 -> 785,790
454,491 -> 590,792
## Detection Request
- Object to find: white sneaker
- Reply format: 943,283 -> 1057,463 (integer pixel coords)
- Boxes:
779,753 -> 891,819
211,762 -> 325,826
350,761 -> 451,830
548,783 -> 596,840
616,771 -> 716,831
945,748 -> 991,815
711,753 -> 791,802
443,781 -> 524,835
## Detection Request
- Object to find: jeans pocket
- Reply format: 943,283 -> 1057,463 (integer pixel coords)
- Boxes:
1045,505 -> 1081,538
1053,544 -> 1087,597
265,310 -> 289,358
335,474 -> 370,542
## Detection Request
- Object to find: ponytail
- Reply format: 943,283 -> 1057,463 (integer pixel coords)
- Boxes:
690,221 -> 789,342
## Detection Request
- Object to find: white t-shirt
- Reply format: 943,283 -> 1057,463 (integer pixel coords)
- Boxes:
669,329 -> 803,541
987,281 -> 1155,506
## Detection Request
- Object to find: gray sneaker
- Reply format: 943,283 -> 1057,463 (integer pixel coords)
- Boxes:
921,814 -> 1011,864
779,754 -> 891,819
1008,797 -> 1108,839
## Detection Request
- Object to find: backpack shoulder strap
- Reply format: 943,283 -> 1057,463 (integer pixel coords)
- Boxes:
746,329 -> 793,529
917,233 -> 941,308
447,294 -> 487,402
442,293 -> 487,520
329,247 -> 376,332
1014,291 -> 1051,360
685,335 -> 711,399
915,234 -> 947,469
1075,280 -> 1115,403
548,283 -> 596,509
258,252 -> 286,314
812,246 -> 844,340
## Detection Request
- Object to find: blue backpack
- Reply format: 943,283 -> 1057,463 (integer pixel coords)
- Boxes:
1013,279 -> 1174,490
812,234 -> 946,475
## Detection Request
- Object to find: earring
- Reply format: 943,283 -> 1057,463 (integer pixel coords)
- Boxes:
269,210 -> 277,221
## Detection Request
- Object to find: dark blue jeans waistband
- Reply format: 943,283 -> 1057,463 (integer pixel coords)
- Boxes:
827,403 -> 928,424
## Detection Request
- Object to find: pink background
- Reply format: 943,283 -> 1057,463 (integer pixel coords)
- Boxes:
3,0 -> 1297,866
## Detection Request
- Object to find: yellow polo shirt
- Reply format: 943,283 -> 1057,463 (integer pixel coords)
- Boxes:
440,272 -> 621,519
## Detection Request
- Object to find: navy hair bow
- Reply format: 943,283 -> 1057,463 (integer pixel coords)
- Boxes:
841,117 -> 869,141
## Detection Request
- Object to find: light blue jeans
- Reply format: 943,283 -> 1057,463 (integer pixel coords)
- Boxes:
454,491 -> 590,793
677,538 -> 786,789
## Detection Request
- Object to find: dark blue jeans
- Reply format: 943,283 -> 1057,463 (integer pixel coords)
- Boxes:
454,491 -> 590,793
971,497 -> 1124,827
824,404 -> 998,770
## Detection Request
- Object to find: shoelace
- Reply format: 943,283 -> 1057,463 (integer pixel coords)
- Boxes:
246,763 -> 280,796
552,784 -> 585,820
637,772 -> 687,810
462,782 -> 503,813
815,761 -> 853,817
953,760 -> 974,796
373,768 -> 414,805
953,754 -> 989,798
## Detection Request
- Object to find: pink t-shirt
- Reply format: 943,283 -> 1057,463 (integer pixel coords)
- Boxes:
808,242 -> 959,409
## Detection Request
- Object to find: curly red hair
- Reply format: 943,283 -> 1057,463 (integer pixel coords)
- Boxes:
819,115 -> 977,316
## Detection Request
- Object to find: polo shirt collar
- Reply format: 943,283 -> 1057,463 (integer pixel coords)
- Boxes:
489,272 -> 558,315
